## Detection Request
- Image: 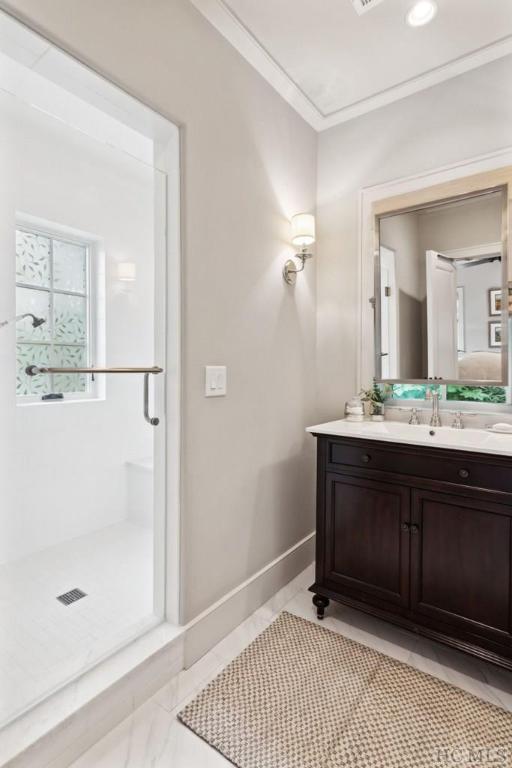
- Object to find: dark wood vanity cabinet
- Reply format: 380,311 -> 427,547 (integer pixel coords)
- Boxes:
310,434 -> 512,670
323,474 -> 411,609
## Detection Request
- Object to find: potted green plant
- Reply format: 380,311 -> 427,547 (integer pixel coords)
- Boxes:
359,380 -> 385,421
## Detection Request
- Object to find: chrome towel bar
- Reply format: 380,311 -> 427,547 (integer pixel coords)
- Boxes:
26,365 -> 163,375
26,365 -> 164,426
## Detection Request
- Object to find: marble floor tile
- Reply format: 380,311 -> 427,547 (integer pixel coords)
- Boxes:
209,613 -> 272,665
475,660 -> 512,711
152,649 -> 225,713
70,699 -> 231,767
253,563 -> 315,624
69,576 -> 512,768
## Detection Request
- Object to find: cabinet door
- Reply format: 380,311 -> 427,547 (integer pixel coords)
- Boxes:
411,488 -> 512,639
323,473 -> 411,608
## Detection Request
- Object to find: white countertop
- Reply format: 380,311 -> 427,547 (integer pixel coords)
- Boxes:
306,418 -> 512,457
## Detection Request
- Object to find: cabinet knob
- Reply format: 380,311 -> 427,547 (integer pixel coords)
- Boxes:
401,522 -> 410,532
410,524 -> 420,535
458,468 -> 469,479
361,454 -> 371,463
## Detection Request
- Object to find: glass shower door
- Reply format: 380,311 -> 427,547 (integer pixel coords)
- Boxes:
0,12 -> 171,725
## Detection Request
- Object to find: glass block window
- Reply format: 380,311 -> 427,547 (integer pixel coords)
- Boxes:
16,227 -> 90,397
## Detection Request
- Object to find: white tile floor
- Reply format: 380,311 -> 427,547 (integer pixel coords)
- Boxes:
0,522 -> 156,726
69,564 -> 512,768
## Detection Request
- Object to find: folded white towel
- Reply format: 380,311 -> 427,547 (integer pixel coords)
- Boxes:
489,423 -> 512,433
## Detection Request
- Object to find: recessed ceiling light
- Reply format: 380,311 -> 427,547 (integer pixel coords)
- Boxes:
406,0 -> 438,27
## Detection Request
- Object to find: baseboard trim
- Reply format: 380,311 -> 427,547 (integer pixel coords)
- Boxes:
183,533 -> 315,666
186,531 -> 315,630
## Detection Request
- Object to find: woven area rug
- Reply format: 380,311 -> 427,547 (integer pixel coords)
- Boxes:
178,611 -> 512,768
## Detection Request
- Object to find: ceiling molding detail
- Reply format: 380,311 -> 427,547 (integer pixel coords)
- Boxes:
190,0 -> 512,133
189,0 -> 324,131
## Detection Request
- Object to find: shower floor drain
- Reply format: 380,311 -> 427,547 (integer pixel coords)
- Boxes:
57,588 -> 87,606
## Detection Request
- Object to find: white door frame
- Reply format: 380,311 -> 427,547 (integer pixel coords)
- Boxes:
159,129 -> 182,628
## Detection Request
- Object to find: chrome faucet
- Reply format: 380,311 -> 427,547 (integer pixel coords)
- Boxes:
452,411 -> 464,430
429,391 -> 442,427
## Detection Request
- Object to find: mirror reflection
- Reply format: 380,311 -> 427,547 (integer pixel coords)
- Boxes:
377,189 -> 507,383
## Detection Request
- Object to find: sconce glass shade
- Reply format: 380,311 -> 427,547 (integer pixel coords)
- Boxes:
291,213 -> 315,248
117,262 -> 136,281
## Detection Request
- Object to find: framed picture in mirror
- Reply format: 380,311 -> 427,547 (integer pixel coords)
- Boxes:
489,288 -> 502,317
489,321 -> 502,348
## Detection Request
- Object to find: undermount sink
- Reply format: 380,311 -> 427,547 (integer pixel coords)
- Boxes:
306,419 -> 512,456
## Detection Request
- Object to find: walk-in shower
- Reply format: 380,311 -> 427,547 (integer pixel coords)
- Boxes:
0,9 -> 180,727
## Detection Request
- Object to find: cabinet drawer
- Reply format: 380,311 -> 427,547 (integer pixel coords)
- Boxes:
328,438 -> 512,495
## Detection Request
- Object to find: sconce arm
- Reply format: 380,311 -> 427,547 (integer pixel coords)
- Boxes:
290,254 -> 307,275
283,249 -> 313,285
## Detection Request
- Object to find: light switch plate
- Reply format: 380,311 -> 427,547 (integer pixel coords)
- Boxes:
205,365 -> 227,397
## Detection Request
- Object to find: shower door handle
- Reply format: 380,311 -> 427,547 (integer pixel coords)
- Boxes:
25,364 -> 164,427
143,372 -> 159,426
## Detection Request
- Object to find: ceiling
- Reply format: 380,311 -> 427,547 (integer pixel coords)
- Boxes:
189,0 -> 512,131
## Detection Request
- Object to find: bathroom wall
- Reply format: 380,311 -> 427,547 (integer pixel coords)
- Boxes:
316,53 -> 512,420
0,87 -> 154,563
0,0 -> 318,621
456,261 -> 502,353
380,212 -> 424,300
417,194 -> 503,255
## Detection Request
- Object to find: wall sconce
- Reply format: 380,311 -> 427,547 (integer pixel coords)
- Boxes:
117,262 -> 136,282
283,213 -> 316,285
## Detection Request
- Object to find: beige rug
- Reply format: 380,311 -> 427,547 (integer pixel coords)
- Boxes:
179,611 -> 512,768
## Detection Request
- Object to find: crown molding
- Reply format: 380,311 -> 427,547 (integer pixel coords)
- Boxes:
188,0 -> 324,130
322,35 -> 512,129
190,0 -> 512,133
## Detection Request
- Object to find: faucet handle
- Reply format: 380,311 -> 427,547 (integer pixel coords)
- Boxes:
409,408 -> 420,425
452,411 -> 464,429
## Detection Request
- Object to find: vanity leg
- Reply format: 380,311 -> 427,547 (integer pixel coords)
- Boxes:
312,594 -> 330,620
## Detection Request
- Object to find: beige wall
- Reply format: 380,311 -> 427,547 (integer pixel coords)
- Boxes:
380,211 -> 423,299
316,54 -> 512,421
0,0 -> 318,622
417,194 -> 503,255
6,0 -> 512,629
